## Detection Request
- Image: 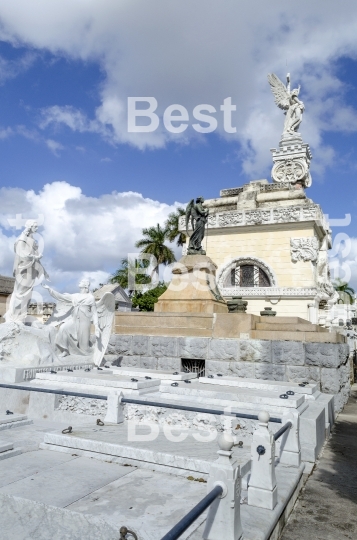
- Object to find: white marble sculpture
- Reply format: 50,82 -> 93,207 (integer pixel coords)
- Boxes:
4,220 -> 49,323
268,73 -> 304,136
44,279 -> 115,366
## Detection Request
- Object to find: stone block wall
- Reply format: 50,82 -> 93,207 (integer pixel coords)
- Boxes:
107,335 -> 351,412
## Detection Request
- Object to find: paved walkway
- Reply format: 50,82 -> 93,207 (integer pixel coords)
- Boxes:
281,384 -> 357,540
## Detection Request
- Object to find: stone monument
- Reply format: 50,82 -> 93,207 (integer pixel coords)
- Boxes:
155,197 -> 228,314
176,74 -> 337,323
0,223 -> 115,381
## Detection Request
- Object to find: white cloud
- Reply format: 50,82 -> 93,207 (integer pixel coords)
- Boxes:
45,138 -> 64,156
0,50 -> 37,84
0,181 -> 184,295
1,2 -> 357,175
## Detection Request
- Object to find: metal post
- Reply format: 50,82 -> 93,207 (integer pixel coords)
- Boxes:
279,411 -> 301,467
203,433 -> 243,540
248,411 -> 278,510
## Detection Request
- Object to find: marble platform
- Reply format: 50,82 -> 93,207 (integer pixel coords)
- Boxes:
0,361 -> 94,383
41,423 -> 252,478
199,376 -> 318,397
110,366 -> 198,381
34,371 -> 161,395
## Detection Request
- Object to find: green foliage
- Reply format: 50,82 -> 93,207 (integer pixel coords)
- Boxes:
333,278 -> 355,304
135,223 -> 176,278
165,206 -> 187,247
110,257 -> 150,296
132,282 -> 168,312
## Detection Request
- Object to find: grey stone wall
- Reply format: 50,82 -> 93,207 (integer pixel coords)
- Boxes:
107,335 -> 351,412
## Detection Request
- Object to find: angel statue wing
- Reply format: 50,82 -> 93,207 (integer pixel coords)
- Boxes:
46,295 -> 73,326
185,199 -> 195,238
267,73 -> 290,110
92,292 -> 116,366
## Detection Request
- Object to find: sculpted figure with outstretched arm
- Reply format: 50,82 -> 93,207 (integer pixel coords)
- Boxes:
43,279 -> 115,366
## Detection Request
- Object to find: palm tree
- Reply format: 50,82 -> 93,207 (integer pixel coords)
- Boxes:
111,258 -> 150,297
135,224 -> 176,283
165,207 -> 186,247
333,278 -> 355,304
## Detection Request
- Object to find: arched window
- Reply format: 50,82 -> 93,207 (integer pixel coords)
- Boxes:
224,264 -> 271,288
218,257 -> 276,290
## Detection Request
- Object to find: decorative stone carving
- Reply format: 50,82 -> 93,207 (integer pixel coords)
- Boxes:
268,74 -> 312,188
218,212 -> 243,227
268,73 -> 304,136
272,159 -> 307,184
178,204 -> 325,232
208,214 -> 217,226
245,210 -> 270,225
290,237 -> 319,263
302,206 -> 318,220
5,220 -> 49,323
44,279 -> 115,366
220,187 -> 243,197
273,206 -> 300,223
219,286 -> 317,297
260,182 -> 291,192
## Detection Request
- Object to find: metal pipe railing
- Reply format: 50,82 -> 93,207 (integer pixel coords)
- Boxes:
0,383 -> 107,401
122,397 -> 282,423
160,485 -> 223,540
0,383 -> 283,423
273,421 -> 292,441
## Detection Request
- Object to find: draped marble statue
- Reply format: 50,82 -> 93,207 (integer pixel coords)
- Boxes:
44,279 -> 115,366
186,197 -> 209,255
268,73 -> 305,136
5,220 -> 49,323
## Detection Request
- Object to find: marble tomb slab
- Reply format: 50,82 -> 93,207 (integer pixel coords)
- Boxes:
0,454 -> 134,508
110,366 -> 197,381
42,424 -> 252,477
199,376 -> 318,395
35,371 -> 160,390
159,381 -> 305,408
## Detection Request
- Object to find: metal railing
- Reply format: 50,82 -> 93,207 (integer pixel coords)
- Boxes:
273,421 -> 292,441
0,383 -> 283,423
160,485 -> 223,540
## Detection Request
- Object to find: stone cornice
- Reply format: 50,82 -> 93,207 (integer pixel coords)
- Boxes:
179,204 -> 327,232
219,286 -> 317,298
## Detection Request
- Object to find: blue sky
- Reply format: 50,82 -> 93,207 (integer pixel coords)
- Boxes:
0,1 -> 356,292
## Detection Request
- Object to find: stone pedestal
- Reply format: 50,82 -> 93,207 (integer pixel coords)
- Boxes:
155,255 -> 228,314
270,134 -> 312,188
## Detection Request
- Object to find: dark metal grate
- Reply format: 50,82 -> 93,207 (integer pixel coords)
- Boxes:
240,265 -> 254,287
181,359 -> 205,377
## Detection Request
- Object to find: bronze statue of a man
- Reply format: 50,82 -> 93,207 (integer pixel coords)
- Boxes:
186,197 -> 209,255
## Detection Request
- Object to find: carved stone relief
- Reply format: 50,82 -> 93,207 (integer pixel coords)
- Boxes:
290,237 -> 320,263
218,212 -> 243,227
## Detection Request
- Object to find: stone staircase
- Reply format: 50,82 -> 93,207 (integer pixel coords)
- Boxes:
114,312 -> 344,342
251,317 -> 344,343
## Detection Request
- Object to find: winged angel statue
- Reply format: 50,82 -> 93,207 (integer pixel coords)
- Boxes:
43,279 -> 115,366
186,197 -> 209,255
267,73 -> 305,135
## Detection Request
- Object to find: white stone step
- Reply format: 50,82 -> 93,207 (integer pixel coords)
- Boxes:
199,376 -> 318,395
0,441 -> 24,461
0,442 -> 14,453
0,414 -> 33,431
111,367 -> 197,381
